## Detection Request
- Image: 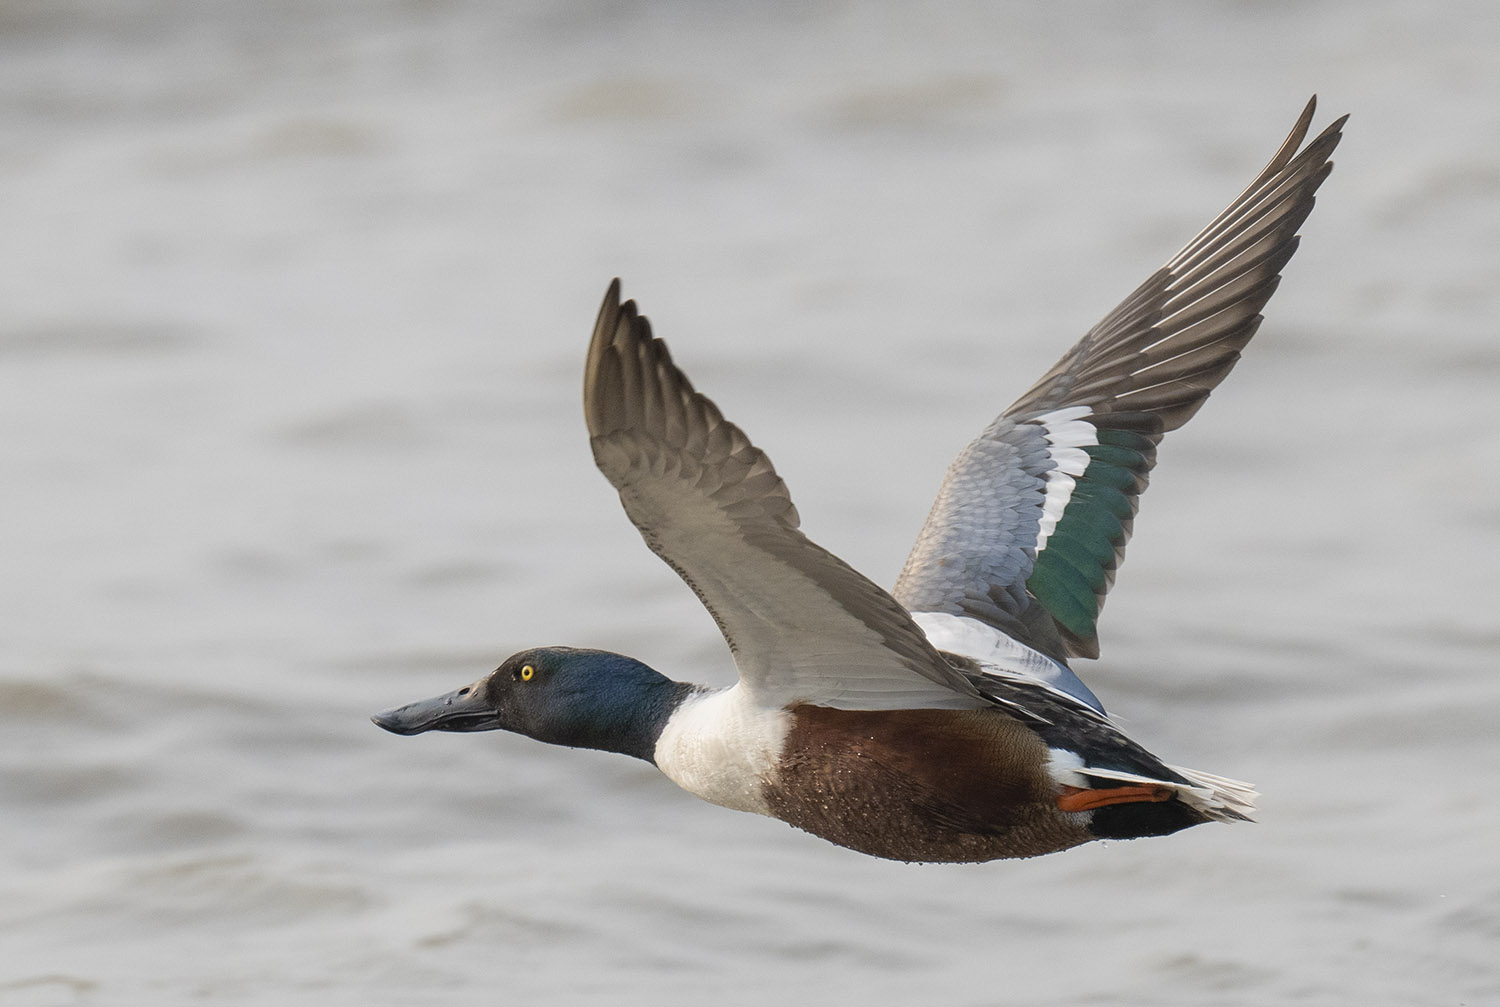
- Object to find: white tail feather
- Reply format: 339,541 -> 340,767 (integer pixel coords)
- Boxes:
1077,764 -> 1258,823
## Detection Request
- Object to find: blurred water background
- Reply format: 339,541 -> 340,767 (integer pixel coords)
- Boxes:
3,2 -> 1498,1004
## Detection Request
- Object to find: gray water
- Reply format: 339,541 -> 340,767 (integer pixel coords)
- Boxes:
3,2 -> 1498,1004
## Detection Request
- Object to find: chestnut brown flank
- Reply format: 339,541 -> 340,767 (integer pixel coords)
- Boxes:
763,707 -> 1093,862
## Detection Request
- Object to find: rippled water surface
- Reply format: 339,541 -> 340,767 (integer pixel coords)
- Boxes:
4,3 -> 1498,1004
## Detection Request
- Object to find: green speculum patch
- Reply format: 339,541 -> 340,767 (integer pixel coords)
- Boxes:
1027,430 -> 1153,644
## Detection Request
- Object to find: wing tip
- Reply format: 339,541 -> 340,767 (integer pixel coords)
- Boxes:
585,277 -> 646,437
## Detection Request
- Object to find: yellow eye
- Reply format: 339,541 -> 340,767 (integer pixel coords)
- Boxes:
520,665 -> 535,682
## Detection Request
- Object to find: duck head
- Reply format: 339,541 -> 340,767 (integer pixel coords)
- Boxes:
371,646 -> 692,763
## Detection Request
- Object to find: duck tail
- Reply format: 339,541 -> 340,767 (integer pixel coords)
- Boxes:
1078,764 -> 1258,824
1165,765 -> 1259,823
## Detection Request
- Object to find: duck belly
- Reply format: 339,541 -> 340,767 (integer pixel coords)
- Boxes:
762,706 -> 1095,862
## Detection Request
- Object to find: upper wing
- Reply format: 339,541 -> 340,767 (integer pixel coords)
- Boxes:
894,97 -> 1346,660
585,281 -> 985,711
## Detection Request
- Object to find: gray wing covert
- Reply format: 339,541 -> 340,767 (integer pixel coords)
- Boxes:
894,415 -> 1058,645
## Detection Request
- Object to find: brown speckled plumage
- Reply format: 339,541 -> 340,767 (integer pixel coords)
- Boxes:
763,707 -> 1094,862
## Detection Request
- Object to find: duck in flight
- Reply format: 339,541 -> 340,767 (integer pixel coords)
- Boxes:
374,99 -> 1344,863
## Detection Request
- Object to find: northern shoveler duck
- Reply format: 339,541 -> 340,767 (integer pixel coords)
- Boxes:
374,99 -> 1344,862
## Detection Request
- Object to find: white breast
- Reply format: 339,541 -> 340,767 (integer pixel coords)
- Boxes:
653,685 -> 791,816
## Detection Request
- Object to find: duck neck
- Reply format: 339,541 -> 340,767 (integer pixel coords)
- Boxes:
551,654 -> 700,764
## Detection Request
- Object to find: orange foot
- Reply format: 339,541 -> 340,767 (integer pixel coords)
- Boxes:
1057,783 -> 1174,813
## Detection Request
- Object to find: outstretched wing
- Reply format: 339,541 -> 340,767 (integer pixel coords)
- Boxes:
894,97 -> 1346,660
585,281 -> 985,711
